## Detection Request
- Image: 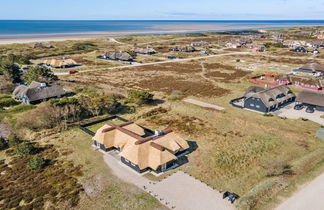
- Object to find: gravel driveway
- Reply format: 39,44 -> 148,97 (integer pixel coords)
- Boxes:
275,173 -> 324,210
103,151 -> 233,210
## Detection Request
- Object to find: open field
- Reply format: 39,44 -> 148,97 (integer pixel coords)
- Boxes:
58,50 -> 324,209
2,27 -> 324,209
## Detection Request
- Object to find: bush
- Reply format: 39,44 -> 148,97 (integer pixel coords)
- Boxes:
15,142 -> 33,156
127,90 -> 154,105
8,134 -> 21,147
0,98 -> 20,109
28,156 -> 45,170
0,137 -> 7,150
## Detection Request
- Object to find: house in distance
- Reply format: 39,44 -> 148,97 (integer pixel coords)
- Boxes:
170,45 -> 196,52
41,57 -> 78,69
93,121 -> 190,174
102,51 -> 134,62
241,85 -> 296,113
13,81 -> 66,104
133,47 -> 156,55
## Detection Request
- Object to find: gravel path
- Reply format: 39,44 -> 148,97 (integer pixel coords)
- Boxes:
183,98 -> 225,111
103,152 -> 233,210
275,172 -> 324,210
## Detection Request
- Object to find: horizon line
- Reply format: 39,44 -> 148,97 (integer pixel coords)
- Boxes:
0,19 -> 324,21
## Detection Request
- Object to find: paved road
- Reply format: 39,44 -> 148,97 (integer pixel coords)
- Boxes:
55,51 -> 249,76
276,173 -> 324,210
103,151 -> 233,210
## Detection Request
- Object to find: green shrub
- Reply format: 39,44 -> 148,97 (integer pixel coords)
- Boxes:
0,94 -> 11,99
127,90 -> 154,105
28,156 -> 45,170
0,137 -> 7,150
8,134 -> 21,147
0,98 -> 20,109
15,142 -> 33,156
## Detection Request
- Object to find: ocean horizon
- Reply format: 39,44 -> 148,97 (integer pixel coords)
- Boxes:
1,20 -> 324,38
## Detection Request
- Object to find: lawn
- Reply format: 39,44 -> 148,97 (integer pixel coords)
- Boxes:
57,52 -> 324,209
40,128 -> 165,210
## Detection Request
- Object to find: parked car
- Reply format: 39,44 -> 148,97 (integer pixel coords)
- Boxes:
306,106 -> 315,113
167,56 -> 177,59
294,104 -> 304,110
68,70 -> 79,74
223,191 -> 239,204
22,66 -> 30,70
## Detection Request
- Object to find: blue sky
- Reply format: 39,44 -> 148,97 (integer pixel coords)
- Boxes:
0,0 -> 323,20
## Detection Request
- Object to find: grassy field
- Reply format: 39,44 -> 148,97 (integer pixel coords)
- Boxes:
58,51 -> 324,209
39,127 -> 165,210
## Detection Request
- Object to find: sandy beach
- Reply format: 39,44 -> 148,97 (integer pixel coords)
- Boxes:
0,23 -> 315,45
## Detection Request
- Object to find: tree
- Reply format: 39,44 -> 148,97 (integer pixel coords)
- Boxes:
126,90 -> 154,105
23,66 -> 58,84
15,142 -> 33,156
0,60 -> 21,83
28,155 -> 45,170
0,137 -> 7,150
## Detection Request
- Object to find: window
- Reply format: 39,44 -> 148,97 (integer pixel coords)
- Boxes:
124,158 -> 129,163
250,104 -> 255,107
131,163 -> 136,167
256,105 -> 260,108
269,98 -> 274,102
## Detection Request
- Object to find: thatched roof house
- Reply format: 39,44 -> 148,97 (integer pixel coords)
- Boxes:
243,85 -> 295,113
32,42 -> 54,49
93,121 -> 189,173
42,58 -> 78,68
251,44 -> 267,52
13,81 -> 65,104
170,45 -> 195,52
134,47 -> 156,55
103,51 -> 133,61
191,41 -> 212,48
296,90 -> 324,111
225,41 -> 242,48
293,62 -> 324,75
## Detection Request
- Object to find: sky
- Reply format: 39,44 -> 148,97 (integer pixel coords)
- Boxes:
0,0 -> 323,20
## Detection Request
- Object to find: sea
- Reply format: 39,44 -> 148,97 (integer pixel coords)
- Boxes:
0,20 -> 324,38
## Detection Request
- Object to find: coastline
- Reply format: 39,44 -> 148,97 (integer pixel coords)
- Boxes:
0,23 -> 318,45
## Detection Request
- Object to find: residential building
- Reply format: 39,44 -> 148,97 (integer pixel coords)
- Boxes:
169,45 -> 196,52
42,58 -> 78,68
243,85 -> 295,113
134,47 -> 156,55
296,90 -> 324,111
103,51 -> 134,61
13,81 -> 65,104
93,121 -> 190,173
191,41 -> 212,48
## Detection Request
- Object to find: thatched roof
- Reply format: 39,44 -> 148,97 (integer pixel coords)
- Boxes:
134,47 -> 156,54
93,122 -> 189,170
296,90 -> 324,106
42,58 -> 77,68
191,41 -> 211,48
170,45 -> 195,52
13,81 -> 65,102
103,51 -> 133,61
32,42 -> 54,49
300,62 -> 324,73
245,85 -> 295,108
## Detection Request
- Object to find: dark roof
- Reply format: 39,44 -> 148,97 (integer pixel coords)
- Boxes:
170,45 -> 195,52
296,90 -> 324,107
245,85 -> 295,108
13,81 -> 65,102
